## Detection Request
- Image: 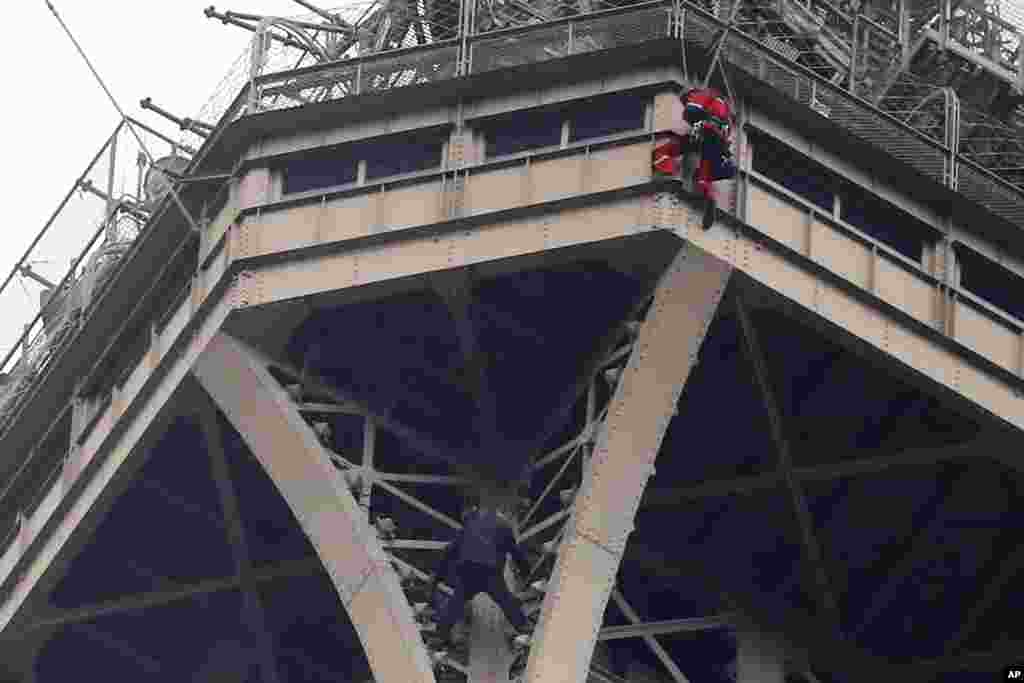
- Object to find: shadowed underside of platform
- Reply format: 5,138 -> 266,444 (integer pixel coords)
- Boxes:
2,232 -> 1020,683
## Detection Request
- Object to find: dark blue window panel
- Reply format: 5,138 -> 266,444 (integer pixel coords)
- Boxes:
484,108 -> 564,157
282,150 -> 358,194
570,92 -> 647,142
956,243 -> 1024,322
841,183 -> 926,263
751,130 -> 835,212
364,132 -> 445,180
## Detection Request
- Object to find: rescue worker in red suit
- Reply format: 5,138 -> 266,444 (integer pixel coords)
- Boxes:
430,502 -> 532,649
653,86 -> 737,230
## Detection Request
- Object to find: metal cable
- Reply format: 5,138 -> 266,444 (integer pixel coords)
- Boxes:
45,1 -> 202,236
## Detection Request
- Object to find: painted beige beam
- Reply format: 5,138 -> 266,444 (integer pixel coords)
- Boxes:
670,184 -> 1024,436
227,199 -> 654,307
192,333 -> 436,683
522,244 -> 733,683
227,175 -> 1024,448
0,287 -> 237,633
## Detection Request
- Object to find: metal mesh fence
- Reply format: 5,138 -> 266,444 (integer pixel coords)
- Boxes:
257,61 -> 361,112
829,88 -> 947,181
959,105 -> 1024,190
571,4 -> 673,54
686,7 -> 950,184
359,44 -> 460,92
959,159 -> 1024,227
471,24 -> 571,71
473,0 -> 665,32
876,72 -> 949,143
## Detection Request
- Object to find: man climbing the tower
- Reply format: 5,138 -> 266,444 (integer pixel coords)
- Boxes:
429,497 -> 533,653
653,85 -> 737,230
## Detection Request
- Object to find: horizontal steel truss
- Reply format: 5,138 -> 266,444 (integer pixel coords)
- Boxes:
1,186 -> 1021,680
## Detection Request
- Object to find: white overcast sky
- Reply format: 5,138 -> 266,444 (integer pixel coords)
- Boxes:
0,0 -> 323,363
1,0 -> 1023,366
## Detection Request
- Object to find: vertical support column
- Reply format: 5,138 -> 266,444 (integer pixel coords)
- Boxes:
1018,29 -> 1024,91
104,131 -> 118,241
939,0 -> 951,48
944,87 -> 960,191
523,244 -> 732,683
850,15 -> 860,95
361,416 -> 375,515
897,0 -> 908,58
238,167 -> 273,210
447,103 -> 472,220
735,627 -> 785,683
247,22 -> 272,115
458,0 -> 475,75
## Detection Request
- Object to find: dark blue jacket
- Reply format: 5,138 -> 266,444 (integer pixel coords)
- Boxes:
438,509 -> 530,576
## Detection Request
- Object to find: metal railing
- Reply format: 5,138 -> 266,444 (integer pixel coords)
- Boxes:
5,0 -> 1024,588
0,120 -> 190,431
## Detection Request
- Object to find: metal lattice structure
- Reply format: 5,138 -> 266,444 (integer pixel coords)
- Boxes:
3,4 -> 1024,679
5,0 -> 1024,545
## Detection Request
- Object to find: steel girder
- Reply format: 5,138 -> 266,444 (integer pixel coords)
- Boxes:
192,333 -> 437,683
521,244 -> 733,683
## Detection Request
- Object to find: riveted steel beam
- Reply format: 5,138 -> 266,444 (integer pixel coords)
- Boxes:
0,287 -> 237,635
521,244 -> 733,683
192,333 -> 436,683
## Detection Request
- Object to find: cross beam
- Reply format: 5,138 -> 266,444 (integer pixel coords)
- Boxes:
849,464 -> 964,637
610,589 -> 692,683
198,399 -> 282,683
941,538 -> 1024,656
20,558 -> 322,631
640,437 -> 997,505
597,612 -> 738,641
245,341 -> 460,467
